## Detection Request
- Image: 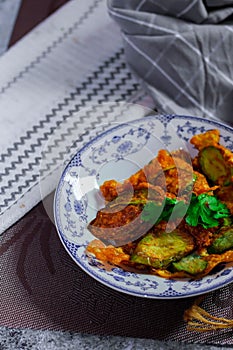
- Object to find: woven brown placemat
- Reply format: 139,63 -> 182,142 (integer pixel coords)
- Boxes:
1,200 -> 233,345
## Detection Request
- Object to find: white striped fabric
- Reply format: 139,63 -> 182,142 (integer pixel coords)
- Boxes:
0,0 -> 155,234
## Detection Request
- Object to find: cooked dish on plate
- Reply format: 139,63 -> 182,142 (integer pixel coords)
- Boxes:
87,129 -> 233,279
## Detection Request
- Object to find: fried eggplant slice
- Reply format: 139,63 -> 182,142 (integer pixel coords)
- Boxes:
198,146 -> 232,185
208,226 -> 233,254
130,229 -> 195,269
172,253 -> 208,275
190,129 -> 233,186
87,188 -> 164,246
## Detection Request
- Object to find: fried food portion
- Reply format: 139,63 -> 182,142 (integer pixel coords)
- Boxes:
87,129 -> 233,279
88,187 -> 164,246
191,129 -> 233,186
155,250 -> 233,279
130,229 -> 195,269
100,153 -> 163,202
190,129 -> 220,150
100,179 -> 121,202
86,239 -> 130,265
201,250 -> 233,277
199,146 -> 233,186
192,171 -> 218,195
182,221 -> 214,250
172,253 -> 208,275
208,226 -> 233,254
216,184 -> 233,214
100,148 -> 194,202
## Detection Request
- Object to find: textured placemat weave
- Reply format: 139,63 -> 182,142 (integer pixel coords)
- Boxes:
1,198 -> 233,345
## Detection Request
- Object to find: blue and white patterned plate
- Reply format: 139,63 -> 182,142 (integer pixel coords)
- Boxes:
54,115 -> 233,299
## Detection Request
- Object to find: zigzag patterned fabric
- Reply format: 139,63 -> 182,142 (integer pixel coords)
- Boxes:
0,0 -> 154,234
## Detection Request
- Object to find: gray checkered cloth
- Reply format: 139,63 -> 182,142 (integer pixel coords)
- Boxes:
108,0 -> 233,124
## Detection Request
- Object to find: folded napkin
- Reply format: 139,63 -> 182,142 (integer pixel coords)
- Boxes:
0,0 -> 155,235
108,0 -> 233,124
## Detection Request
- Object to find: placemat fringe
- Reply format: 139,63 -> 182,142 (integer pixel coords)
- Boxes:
184,296 -> 233,332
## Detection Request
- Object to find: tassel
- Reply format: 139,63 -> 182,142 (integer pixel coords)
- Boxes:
184,296 -> 233,332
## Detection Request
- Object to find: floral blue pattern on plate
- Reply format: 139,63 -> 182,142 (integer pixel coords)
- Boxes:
54,115 -> 233,299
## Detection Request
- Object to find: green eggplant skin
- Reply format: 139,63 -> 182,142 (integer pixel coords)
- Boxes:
130,230 -> 194,269
172,253 -> 208,275
208,227 -> 233,254
198,146 -> 232,185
